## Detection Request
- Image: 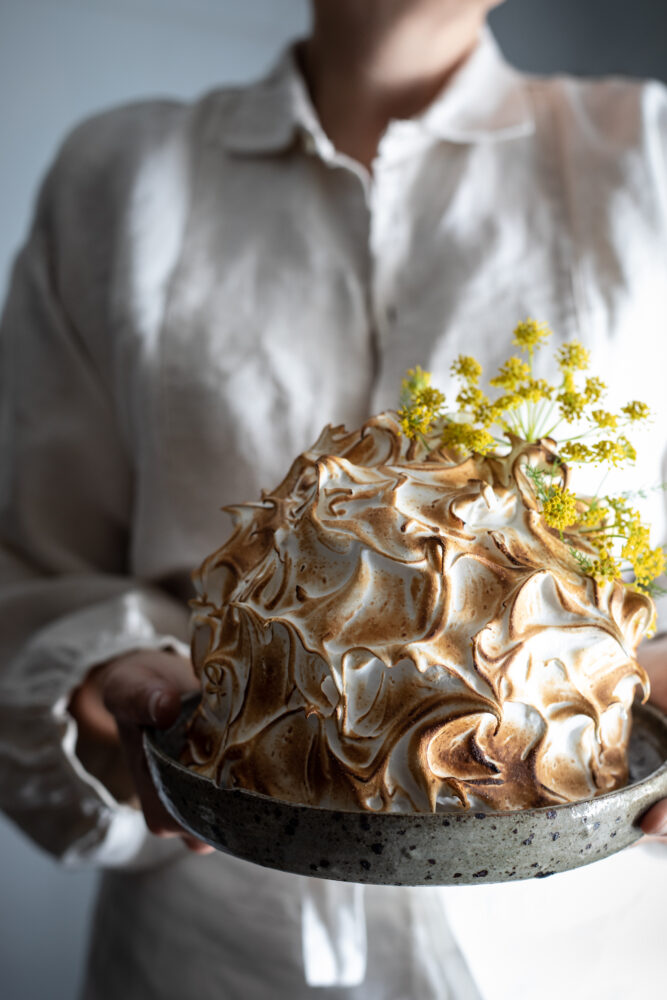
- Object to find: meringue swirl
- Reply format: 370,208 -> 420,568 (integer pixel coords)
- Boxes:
184,414 -> 652,812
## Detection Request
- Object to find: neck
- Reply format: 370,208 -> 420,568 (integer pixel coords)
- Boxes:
301,0 -> 487,168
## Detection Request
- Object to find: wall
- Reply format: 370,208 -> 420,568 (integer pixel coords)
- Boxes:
1,1 -> 666,998
491,0 -> 667,79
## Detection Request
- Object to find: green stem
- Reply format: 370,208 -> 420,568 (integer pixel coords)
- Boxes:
592,467 -> 611,502
576,530 -> 625,540
516,407 -> 531,440
541,417 -> 565,440
534,398 -> 558,439
525,401 -> 542,441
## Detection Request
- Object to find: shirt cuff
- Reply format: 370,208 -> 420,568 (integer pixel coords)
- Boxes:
0,587 -> 191,868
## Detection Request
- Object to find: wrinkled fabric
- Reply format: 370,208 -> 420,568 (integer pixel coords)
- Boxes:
82,851 -> 481,1000
1,27 -> 667,999
300,881 -> 367,987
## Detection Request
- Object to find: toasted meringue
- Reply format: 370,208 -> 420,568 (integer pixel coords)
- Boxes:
184,414 -> 651,812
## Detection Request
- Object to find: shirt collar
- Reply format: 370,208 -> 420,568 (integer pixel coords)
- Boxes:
416,27 -> 535,142
213,49 -> 318,155
215,27 -> 534,155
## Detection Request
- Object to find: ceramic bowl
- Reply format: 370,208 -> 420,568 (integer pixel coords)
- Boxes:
144,696 -> 667,886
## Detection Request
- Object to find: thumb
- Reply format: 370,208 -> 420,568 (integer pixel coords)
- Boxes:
101,650 -> 200,729
640,799 -> 667,838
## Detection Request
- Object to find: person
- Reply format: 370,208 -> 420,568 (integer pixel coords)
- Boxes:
1,1 -> 666,997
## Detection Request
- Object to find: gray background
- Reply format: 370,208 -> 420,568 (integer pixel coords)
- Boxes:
0,1 -> 666,998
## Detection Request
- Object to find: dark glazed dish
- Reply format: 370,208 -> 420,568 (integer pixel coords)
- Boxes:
145,694 -> 667,886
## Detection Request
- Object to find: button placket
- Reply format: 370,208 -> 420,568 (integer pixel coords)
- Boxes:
299,136 -> 409,413
366,150 -> 408,411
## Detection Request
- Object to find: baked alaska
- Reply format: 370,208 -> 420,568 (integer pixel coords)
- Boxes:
183,410 -> 654,813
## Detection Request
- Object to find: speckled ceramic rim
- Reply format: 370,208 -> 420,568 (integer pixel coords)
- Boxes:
144,696 -> 667,886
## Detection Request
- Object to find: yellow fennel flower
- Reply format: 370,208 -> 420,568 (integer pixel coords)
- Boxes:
591,437 -> 636,466
398,403 -> 441,440
491,391 -> 524,415
490,356 -> 531,390
440,421 -> 494,456
557,340 -> 590,372
396,320 -> 662,592
556,388 -> 587,421
633,546 -> 666,586
400,365 -> 432,402
457,389 -> 495,429
398,367 -> 445,440
512,318 -> 552,356
621,400 -> 651,422
542,486 -> 579,531
577,502 -> 608,528
589,550 -> 622,582
398,404 -> 431,439
516,378 -> 553,404
398,394 -> 444,438
591,409 -> 618,430
558,441 -> 593,463
583,376 -> 607,403
395,320 -> 663,591
451,355 -> 482,384
621,523 -> 652,561
455,386 -> 483,407
416,385 -> 446,413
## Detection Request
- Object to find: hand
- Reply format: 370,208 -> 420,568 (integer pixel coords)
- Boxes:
69,649 -> 214,854
636,634 -> 667,840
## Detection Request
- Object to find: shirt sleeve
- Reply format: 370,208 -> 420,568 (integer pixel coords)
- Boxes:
0,108 -> 189,869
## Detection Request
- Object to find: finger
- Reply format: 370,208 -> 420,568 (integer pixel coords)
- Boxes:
102,651 -> 199,729
639,799 -> 667,838
184,839 -> 216,855
117,721 -> 211,851
117,721 -> 182,835
103,652 -> 212,850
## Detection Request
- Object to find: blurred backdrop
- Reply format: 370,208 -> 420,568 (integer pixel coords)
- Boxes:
1,1 -> 666,997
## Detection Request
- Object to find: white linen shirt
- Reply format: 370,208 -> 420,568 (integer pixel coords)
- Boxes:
1,29 -> 666,1000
